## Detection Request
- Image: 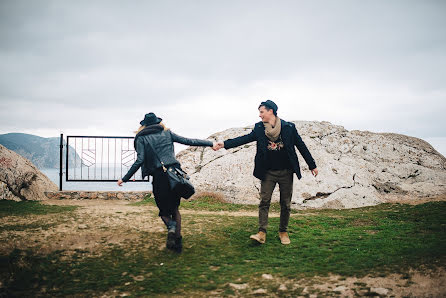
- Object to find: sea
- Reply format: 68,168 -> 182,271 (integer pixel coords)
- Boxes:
41,168 -> 153,191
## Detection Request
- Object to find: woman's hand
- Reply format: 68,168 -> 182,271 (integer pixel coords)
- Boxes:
117,179 -> 124,186
311,168 -> 318,177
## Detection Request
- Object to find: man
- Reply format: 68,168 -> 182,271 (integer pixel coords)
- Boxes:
216,100 -> 318,245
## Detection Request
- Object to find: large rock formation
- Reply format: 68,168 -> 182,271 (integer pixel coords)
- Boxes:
0,144 -> 57,201
177,121 -> 446,209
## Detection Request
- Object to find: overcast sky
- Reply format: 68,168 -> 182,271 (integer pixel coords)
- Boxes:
1,0 -> 445,156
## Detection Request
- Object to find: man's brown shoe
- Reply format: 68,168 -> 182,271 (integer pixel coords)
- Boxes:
250,231 -> 266,244
279,232 -> 291,245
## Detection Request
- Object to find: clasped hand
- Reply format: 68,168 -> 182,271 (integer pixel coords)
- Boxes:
212,141 -> 224,151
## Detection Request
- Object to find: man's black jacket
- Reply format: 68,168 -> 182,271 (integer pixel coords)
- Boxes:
224,119 -> 316,180
122,125 -> 213,182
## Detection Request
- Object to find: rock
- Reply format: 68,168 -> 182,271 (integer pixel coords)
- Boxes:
0,144 -> 57,201
44,191 -> 147,200
132,275 -> 145,282
79,191 -> 88,198
334,285 -> 348,292
177,121 -> 446,208
370,287 -> 389,296
278,284 -> 287,291
261,273 -> 273,280
252,288 -> 267,295
228,283 -> 248,290
355,287 -> 370,296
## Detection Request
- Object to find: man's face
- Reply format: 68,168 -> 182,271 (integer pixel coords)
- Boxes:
259,106 -> 274,122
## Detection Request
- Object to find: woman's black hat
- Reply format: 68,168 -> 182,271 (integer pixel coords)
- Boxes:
140,112 -> 163,126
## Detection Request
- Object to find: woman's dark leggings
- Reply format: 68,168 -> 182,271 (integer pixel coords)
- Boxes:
161,208 -> 181,238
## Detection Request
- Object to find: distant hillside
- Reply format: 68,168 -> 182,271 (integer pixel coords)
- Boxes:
0,133 -> 78,169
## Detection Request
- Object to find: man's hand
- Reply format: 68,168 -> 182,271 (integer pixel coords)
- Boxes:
311,168 -> 318,177
212,141 -> 224,151
117,179 -> 124,186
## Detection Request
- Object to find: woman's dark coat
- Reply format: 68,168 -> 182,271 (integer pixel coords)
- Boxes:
122,125 -> 213,182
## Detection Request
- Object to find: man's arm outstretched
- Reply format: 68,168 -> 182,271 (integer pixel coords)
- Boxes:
223,130 -> 256,150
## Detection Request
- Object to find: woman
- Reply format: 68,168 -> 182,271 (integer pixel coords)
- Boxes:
117,112 -> 217,252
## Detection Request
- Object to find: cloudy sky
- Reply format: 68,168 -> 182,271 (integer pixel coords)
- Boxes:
1,0 -> 445,155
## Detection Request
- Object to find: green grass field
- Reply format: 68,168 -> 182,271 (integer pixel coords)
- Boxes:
0,198 -> 445,296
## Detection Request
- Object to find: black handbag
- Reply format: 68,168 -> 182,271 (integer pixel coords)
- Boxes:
163,164 -> 195,199
147,142 -> 195,199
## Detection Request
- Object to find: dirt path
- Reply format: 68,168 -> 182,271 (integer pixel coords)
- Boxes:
0,199 -> 290,256
42,198 -> 314,217
1,200 -> 165,256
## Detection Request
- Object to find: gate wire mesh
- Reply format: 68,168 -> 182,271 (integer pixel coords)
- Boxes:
66,136 -> 145,182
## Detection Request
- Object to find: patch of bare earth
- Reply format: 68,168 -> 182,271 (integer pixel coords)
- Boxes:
0,199 -> 165,256
382,193 -> 446,205
210,268 -> 446,297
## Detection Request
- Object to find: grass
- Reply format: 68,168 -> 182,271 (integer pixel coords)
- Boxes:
0,200 -> 445,297
0,200 -> 77,217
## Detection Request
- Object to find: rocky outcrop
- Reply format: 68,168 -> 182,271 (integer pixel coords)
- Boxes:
177,121 -> 446,209
0,144 -> 57,201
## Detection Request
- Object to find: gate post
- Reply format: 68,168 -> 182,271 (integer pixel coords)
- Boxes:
59,133 -> 63,191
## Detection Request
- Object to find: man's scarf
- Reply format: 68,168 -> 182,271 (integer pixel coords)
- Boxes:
264,117 -> 281,141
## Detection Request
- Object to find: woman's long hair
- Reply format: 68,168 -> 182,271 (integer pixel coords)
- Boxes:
134,122 -> 168,134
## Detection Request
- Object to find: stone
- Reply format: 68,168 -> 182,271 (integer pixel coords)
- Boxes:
228,283 -> 248,290
357,289 -> 370,296
261,273 -> 273,280
252,288 -> 267,295
177,121 -> 446,209
44,191 -> 148,200
79,191 -> 88,198
0,144 -> 57,201
278,284 -> 287,291
132,275 -> 145,282
333,285 -> 348,292
370,287 -> 389,296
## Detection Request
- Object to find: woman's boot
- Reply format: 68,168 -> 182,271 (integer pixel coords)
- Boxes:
174,236 -> 182,253
166,220 -> 177,249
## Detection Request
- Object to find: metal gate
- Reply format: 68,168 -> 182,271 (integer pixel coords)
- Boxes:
59,134 -> 145,190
